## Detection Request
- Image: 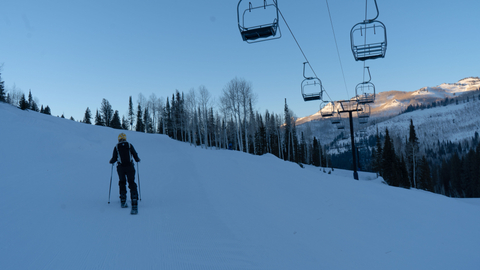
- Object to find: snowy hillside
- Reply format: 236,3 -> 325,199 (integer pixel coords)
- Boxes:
296,77 -> 480,145
2,102 -> 480,269
366,98 -> 480,146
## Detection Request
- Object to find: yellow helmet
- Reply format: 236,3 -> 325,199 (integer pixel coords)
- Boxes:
118,133 -> 127,142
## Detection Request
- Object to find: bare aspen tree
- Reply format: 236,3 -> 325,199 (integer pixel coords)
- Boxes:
148,93 -> 158,132
218,95 -> 231,149
238,79 -> 256,153
221,78 -> 242,151
198,85 -> 212,149
9,84 -> 23,107
156,97 -> 165,134
220,77 -> 256,153
185,89 -> 197,146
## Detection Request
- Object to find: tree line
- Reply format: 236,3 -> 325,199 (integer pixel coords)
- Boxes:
1,73 -> 329,167
366,119 -> 480,198
0,76 -> 52,115
82,77 -> 331,167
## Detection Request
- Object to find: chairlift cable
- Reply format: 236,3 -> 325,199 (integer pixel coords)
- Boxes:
362,0 -> 368,85
276,3 -> 333,101
325,0 -> 350,100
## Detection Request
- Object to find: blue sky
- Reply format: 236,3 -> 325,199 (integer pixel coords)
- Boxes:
1,0 -> 479,120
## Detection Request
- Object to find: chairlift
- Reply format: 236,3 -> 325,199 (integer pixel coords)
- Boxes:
237,0 -> 281,43
320,101 -> 335,117
301,62 -> 323,101
331,112 -> 341,125
358,117 -> 369,125
355,67 -> 376,103
336,118 -> 345,130
357,103 -> 370,124
350,0 -> 387,61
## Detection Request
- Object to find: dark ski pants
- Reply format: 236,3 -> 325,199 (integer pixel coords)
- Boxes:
117,163 -> 138,201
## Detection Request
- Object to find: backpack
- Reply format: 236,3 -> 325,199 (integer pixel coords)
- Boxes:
115,142 -> 133,166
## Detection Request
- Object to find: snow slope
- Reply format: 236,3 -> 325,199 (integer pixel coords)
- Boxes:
366,98 -> 480,145
1,102 -> 480,270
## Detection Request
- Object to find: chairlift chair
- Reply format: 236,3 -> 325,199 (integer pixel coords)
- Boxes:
336,119 -> 345,130
331,112 -> 341,125
357,103 -> 370,124
320,101 -> 335,117
237,0 -> 281,43
350,0 -> 387,61
358,117 -> 369,124
301,62 -> 323,101
355,67 -> 376,104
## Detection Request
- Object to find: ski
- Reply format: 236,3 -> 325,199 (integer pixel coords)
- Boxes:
130,208 -> 138,215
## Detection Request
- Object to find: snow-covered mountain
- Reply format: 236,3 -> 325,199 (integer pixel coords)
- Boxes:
2,101 -> 480,269
296,77 -> 480,147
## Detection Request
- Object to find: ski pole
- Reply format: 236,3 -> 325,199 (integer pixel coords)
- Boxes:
137,162 -> 142,201
108,164 -> 113,204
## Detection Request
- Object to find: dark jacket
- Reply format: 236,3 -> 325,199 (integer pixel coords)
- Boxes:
109,141 -> 140,166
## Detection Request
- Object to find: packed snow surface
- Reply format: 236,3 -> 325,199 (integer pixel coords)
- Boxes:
1,102 -> 480,269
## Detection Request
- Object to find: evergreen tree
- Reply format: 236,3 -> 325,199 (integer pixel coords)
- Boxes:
40,105 -> 44,114
312,137 -> 320,167
397,155 -> 410,188
100,98 -> 113,127
94,109 -> 104,126
449,152 -> 463,197
299,132 -> 307,164
255,113 -> 267,155
83,107 -> 92,124
19,94 -> 29,110
43,105 -> 51,115
284,99 -> 293,161
0,73 -> 5,102
474,143 -> 480,197
128,96 -> 135,130
110,110 -> 122,129
418,156 -> 433,192
382,128 -> 398,186
208,107 -> 216,147
31,100 -> 39,112
157,114 -> 164,134
406,119 -> 420,188
164,98 -> 173,137
439,159 -> 451,196
28,90 -> 33,109
144,107 -> 153,133
371,133 -> 383,175
175,91 -> 185,140
461,149 -> 476,197
135,104 -> 144,132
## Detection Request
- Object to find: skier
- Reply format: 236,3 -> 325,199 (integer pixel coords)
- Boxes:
109,133 -> 141,214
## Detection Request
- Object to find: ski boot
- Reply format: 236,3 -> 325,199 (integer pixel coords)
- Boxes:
120,195 -> 128,208
131,198 -> 138,215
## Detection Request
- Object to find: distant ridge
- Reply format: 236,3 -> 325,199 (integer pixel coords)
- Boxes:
295,77 -> 480,146
297,77 -> 480,125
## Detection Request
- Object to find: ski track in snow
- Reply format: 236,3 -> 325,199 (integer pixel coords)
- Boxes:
1,102 -> 480,269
